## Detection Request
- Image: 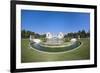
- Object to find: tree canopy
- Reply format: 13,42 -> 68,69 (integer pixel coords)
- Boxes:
21,30 -> 46,39
21,29 -> 89,39
64,30 -> 90,38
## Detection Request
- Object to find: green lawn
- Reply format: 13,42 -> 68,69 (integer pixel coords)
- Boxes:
21,38 -> 90,63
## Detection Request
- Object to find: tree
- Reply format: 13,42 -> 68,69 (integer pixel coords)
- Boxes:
80,30 -> 86,38
21,30 -> 35,38
21,30 -> 26,38
64,29 -> 89,39
86,30 -> 90,38
34,33 -> 40,38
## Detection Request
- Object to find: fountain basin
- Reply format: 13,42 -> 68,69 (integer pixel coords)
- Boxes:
30,41 -> 81,52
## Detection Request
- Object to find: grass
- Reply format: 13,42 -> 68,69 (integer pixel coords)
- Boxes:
21,38 -> 90,63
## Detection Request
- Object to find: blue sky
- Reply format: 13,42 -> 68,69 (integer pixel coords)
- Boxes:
21,10 -> 90,34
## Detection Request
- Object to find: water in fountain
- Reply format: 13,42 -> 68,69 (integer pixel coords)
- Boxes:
45,32 -> 64,45
46,37 -> 63,46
